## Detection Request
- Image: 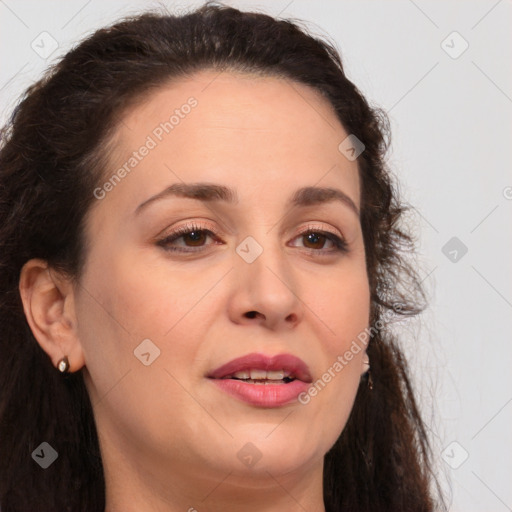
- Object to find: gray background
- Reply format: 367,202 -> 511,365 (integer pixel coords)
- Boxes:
1,1 -> 511,510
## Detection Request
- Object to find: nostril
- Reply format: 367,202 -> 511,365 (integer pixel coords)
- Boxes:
246,311 -> 258,319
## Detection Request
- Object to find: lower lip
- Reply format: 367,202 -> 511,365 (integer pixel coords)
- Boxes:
209,378 -> 310,407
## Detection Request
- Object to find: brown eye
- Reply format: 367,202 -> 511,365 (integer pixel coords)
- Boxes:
180,230 -> 209,247
158,223 -> 219,253
302,232 -> 329,250
290,228 -> 348,254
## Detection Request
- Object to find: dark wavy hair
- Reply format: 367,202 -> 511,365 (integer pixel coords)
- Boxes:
0,2 -> 445,511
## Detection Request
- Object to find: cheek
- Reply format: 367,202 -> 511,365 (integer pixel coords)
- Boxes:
315,264 -> 371,349
300,265 -> 370,429
81,246 -> 202,334
76,248 -> 218,380
75,251 -> 211,443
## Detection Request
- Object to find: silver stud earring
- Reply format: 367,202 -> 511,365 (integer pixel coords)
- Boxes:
362,354 -> 373,390
57,356 -> 70,373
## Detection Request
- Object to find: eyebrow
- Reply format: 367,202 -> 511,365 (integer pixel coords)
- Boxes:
134,182 -> 359,216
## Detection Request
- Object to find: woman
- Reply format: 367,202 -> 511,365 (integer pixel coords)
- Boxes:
0,2 -> 445,511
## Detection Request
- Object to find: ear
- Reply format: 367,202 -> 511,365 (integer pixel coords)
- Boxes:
18,258 -> 85,372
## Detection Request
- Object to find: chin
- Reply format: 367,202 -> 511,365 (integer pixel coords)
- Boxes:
208,434 -> 324,480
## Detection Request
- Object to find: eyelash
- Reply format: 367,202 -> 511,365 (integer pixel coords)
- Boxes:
157,222 -> 348,256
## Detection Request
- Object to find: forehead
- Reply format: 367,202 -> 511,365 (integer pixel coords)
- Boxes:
122,69 -> 341,134
97,70 -> 361,216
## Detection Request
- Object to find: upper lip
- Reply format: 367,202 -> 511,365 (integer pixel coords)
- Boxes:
207,353 -> 313,383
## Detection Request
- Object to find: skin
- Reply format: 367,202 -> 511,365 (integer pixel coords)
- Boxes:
19,70 -> 371,512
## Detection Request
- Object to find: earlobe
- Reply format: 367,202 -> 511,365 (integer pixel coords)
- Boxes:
18,258 -> 85,373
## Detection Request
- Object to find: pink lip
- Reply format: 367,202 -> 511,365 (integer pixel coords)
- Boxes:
207,353 -> 313,408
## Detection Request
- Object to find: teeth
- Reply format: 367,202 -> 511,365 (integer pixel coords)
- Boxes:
249,369 -> 268,380
232,370 -> 250,379
229,369 -> 291,380
266,370 -> 285,380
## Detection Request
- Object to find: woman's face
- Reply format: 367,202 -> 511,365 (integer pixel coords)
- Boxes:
76,70 -> 370,490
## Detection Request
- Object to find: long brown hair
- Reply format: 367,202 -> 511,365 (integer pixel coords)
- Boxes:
0,3 -> 445,510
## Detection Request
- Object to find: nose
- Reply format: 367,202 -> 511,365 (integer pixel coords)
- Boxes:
226,239 -> 304,330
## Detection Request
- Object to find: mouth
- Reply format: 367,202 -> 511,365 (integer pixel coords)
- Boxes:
207,353 -> 313,407
207,352 -> 313,383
